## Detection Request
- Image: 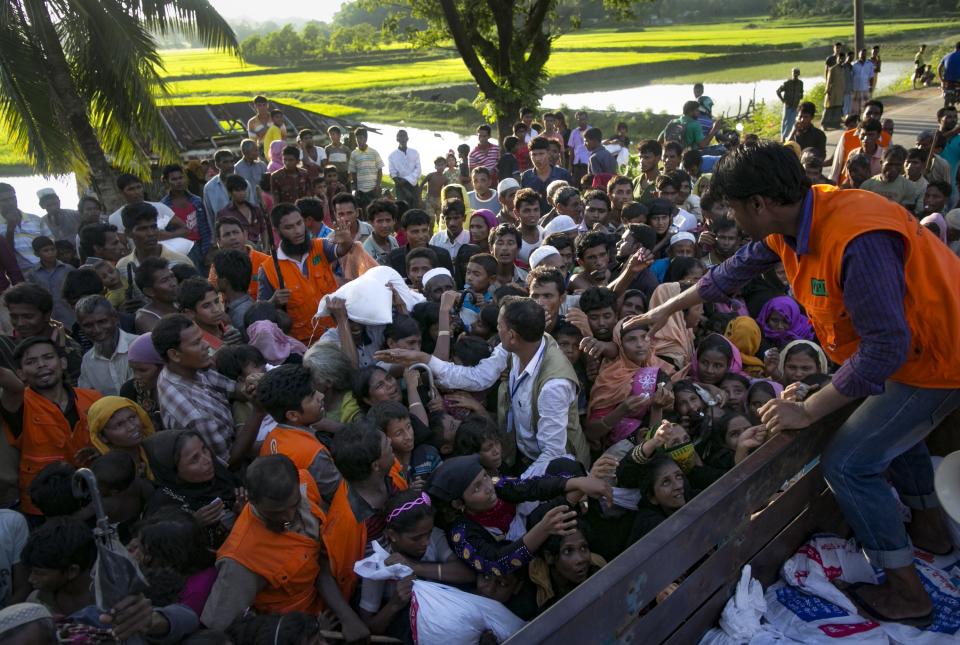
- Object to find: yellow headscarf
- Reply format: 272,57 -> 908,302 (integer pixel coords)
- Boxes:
87,396 -> 156,480
725,317 -> 766,377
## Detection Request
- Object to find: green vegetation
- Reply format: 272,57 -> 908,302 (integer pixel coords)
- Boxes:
2,16 -> 957,174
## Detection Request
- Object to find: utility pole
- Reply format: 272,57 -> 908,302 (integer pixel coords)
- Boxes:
854,0 -> 864,53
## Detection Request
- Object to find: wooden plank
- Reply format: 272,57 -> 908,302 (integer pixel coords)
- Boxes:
506,424 -> 831,645
619,466 -> 828,644
662,489 -> 845,645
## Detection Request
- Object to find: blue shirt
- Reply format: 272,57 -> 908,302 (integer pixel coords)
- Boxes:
941,50 -> 960,82
939,134 -> 960,187
520,165 -> 572,213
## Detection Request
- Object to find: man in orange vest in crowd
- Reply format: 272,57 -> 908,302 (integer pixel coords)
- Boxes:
828,99 -> 892,184
208,217 -> 268,300
324,421 -> 408,604
0,336 -> 101,518
639,142 -> 960,627
257,202 -> 353,345
256,363 -> 341,506
202,454 -> 370,642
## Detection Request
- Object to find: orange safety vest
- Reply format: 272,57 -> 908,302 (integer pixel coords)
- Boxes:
766,185 -> 960,388
217,470 -> 326,615
260,424 -> 328,469
5,387 -> 101,515
322,460 -> 408,601
260,238 -> 336,344
836,128 -> 892,184
208,247 -> 269,300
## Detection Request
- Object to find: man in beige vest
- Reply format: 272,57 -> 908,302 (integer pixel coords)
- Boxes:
375,296 -> 589,476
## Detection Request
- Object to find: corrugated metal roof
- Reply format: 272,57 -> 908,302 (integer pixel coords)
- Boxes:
158,100 -> 366,155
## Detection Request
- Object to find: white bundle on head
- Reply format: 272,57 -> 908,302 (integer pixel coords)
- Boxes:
315,265 -> 425,326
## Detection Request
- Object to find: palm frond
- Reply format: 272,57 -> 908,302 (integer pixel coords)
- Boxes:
0,4 -> 83,173
138,0 -> 239,56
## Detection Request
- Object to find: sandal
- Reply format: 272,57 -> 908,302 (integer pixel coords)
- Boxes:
844,582 -> 934,628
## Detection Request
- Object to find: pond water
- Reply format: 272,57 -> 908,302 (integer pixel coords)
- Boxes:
364,122 -> 477,169
543,61 -> 914,117
0,174 -> 79,214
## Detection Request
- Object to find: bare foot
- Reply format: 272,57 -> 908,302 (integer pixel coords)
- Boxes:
909,507 -> 953,554
847,580 -> 932,621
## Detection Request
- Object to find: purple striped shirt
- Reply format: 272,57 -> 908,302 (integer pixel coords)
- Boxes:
697,190 -> 909,398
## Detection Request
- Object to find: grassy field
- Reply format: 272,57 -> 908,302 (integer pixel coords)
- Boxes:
2,16 -> 958,174
155,17 -> 958,98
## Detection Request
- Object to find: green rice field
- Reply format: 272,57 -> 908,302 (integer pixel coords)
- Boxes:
2,16 -> 959,173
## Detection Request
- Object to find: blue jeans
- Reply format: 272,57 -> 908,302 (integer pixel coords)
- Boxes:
822,381 -> 960,569
781,106 -> 798,141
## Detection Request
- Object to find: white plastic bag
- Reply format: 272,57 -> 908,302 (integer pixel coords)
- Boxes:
409,580 -> 525,645
720,565 -> 767,640
353,540 -> 413,581
315,265 -> 424,325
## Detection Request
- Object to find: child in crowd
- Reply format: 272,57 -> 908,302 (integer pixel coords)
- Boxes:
358,488 -> 474,639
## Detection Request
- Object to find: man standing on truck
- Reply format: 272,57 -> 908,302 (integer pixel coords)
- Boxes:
635,142 -> 960,628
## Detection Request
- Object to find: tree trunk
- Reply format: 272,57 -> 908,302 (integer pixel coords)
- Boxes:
24,0 -> 124,210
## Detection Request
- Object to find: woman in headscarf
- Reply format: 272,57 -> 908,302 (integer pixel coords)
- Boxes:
469,209 -> 499,253
921,213 -> 948,244
774,339 -> 830,386
725,317 -> 765,377
145,429 -> 242,548
822,59 -> 846,130
644,282 -> 701,376
745,380 -> 784,425
87,396 -> 156,480
757,295 -> 815,347
586,320 -> 672,450
266,139 -> 285,173
690,333 -> 744,386
120,333 -> 165,431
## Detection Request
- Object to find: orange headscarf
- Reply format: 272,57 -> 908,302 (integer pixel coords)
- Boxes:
725,316 -> 765,377
589,320 -> 666,417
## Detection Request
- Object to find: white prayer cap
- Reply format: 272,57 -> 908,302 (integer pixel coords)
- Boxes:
422,267 -> 452,287
529,245 -> 561,270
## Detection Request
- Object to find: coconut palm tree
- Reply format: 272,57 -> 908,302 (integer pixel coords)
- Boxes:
0,0 -> 238,208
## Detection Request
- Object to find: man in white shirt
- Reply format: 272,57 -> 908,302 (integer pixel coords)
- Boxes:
429,199 -> 470,258
375,296 -> 590,476
107,173 -> 192,257
76,295 -> 136,396
387,129 -> 422,208
851,49 -> 875,118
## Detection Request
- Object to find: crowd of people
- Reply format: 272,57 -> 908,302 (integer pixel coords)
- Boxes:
0,39 -> 958,645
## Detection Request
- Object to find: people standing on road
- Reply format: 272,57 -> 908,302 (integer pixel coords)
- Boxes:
869,45 -> 882,96
822,58 -> 846,130
777,68 -> 804,142
824,41 -> 843,78
851,49 -> 875,117
842,51 -> 856,117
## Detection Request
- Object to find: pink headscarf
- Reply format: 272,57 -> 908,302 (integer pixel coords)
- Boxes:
690,333 -> 745,382
470,209 -> 498,231
266,140 -> 285,173
921,213 -> 948,244
246,320 -> 306,364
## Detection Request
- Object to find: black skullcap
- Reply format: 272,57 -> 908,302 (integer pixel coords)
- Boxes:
427,454 -> 484,503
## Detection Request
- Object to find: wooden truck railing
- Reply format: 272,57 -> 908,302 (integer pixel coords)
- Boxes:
507,410 -> 851,645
